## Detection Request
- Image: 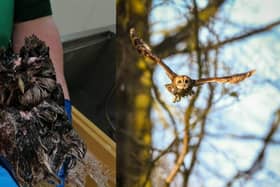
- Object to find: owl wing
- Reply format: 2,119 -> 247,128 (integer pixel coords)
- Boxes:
130,28 -> 177,81
194,70 -> 256,86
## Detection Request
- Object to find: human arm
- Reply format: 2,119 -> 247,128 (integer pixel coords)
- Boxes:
12,16 -> 70,100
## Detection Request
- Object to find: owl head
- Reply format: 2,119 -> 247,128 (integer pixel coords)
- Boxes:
173,75 -> 191,90
15,57 -> 56,107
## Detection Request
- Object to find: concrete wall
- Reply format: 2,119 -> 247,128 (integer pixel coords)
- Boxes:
50,0 -> 115,40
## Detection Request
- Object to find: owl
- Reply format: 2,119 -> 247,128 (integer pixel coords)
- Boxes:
0,35 -> 86,186
130,28 -> 256,102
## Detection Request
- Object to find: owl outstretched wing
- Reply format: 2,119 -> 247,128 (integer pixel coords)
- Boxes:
129,28 -> 177,81
194,70 -> 256,86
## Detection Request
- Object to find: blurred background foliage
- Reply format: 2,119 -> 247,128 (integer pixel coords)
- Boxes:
116,0 -> 280,186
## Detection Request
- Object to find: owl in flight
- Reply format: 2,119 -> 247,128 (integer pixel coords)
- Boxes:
130,28 -> 256,102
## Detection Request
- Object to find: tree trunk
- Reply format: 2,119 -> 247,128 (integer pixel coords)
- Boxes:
117,1 -> 153,186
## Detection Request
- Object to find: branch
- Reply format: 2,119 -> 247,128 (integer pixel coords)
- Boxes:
198,159 -> 228,180
165,19 -> 280,57
183,85 -> 215,186
165,121 -> 190,185
165,1 -> 205,184
204,19 -> 280,51
206,132 -> 280,145
151,81 -> 178,134
182,2 -> 210,185
226,109 -> 280,186
165,89 -> 202,186
153,0 -> 226,57
142,139 -> 177,187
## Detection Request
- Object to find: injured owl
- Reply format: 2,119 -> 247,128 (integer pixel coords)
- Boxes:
130,28 -> 256,102
0,35 -> 86,186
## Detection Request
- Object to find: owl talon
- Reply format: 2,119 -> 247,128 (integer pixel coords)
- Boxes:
131,28 -> 255,104
189,90 -> 194,96
173,95 -> 182,103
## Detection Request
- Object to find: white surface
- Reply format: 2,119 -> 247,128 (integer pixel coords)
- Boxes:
50,0 -> 115,39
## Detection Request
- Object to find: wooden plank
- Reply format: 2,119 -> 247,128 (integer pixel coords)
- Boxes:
72,106 -> 116,187
36,107 -> 116,187
85,175 -> 98,187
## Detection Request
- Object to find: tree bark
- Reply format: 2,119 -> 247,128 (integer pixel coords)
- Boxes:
117,1 -> 153,186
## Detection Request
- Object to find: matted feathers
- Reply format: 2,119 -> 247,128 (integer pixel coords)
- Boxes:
0,35 -> 86,186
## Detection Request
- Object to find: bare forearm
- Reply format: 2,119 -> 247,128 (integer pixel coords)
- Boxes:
13,16 -> 70,100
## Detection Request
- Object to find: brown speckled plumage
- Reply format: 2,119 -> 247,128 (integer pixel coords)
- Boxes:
0,35 -> 86,186
130,28 -> 256,103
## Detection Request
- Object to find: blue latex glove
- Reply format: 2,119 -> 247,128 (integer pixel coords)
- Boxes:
0,100 -> 72,187
0,166 -> 18,187
56,99 -> 72,187
0,158 -> 18,187
64,99 -> 72,123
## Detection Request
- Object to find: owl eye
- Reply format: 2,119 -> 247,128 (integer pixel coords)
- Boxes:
177,80 -> 182,84
185,80 -> 188,83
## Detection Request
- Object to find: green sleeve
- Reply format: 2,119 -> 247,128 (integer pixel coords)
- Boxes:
0,0 -> 14,47
14,0 -> 52,23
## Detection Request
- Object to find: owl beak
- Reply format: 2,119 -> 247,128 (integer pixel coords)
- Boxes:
18,77 -> 25,94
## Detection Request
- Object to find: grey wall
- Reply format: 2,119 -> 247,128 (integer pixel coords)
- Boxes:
50,0 -> 115,41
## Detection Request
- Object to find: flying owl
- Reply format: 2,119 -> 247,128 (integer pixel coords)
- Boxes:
130,28 -> 256,102
0,35 -> 86,186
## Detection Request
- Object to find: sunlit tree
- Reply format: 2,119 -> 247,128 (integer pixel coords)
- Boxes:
117,0 -> 280,186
